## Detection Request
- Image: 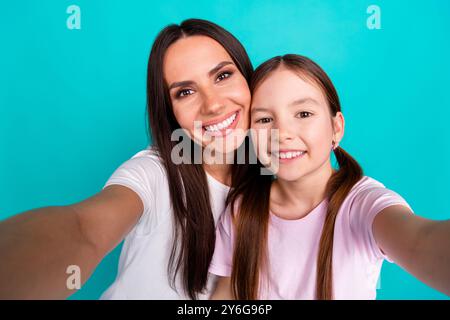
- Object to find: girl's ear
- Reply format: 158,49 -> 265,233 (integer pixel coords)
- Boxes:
332,111 -> 345,147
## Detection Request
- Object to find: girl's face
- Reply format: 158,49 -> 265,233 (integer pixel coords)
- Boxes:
163,35 -> 251,154
251,68 -> 344,182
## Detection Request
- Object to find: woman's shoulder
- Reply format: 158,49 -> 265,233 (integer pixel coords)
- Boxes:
129,145 -> 164,165
104,145 -> 169,199
121,146 -> 167,177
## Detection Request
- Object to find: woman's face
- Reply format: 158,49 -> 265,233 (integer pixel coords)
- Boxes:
163,35 -> 251,154
250,68 -> 344,182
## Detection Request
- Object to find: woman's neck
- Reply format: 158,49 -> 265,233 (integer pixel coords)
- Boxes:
203,161 -> 233,187
271,161 -> 334,219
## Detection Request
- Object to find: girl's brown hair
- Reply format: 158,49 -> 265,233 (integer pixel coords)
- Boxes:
228,54 -> 363,300
147,19 -> 253,299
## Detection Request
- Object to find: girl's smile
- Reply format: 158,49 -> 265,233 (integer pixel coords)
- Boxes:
274,149 -> 307,162
251,68 -> 344,181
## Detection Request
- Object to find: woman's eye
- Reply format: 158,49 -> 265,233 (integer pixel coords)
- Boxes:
177,89 -> 194,98
297,111 -> 312,118
216,71 -> 232,82
255,117 -> 272,124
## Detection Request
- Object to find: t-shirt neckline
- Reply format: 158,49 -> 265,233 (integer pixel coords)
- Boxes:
206,172 -> 231,192
270,198 -> 328,225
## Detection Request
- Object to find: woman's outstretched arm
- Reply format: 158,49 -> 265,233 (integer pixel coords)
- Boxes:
0,185 -> 143,299
373,205 -> 450,296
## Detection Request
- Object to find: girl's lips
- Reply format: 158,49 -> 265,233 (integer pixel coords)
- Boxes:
202,110 -> 240,137
271,150 -> 307,163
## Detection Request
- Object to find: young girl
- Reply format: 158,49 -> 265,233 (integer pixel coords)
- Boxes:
209,54 -> 450,299
0,19 -> 253,299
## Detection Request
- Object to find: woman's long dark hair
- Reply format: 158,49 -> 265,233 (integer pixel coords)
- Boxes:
146,19 -> 253,299
228,54 -> 363,300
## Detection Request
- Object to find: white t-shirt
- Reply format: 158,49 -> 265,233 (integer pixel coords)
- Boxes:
100,147 -> 230,300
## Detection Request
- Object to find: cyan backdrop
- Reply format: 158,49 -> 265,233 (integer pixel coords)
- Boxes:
1,0 -> 449,300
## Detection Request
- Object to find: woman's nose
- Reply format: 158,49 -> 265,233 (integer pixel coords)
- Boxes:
201,89 -> 225,115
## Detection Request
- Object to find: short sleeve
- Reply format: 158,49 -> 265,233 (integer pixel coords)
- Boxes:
103,152 -> 164,235
209,206 -> 235,277
349,183 -> 413,262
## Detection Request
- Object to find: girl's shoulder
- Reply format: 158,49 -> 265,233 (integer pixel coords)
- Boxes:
348,176 -> 386,196
344,175 -> 410,213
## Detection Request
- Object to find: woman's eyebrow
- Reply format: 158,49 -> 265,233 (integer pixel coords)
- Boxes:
168,61 -> 234,91
208,61 -> 234,77
168,80 -> 194,90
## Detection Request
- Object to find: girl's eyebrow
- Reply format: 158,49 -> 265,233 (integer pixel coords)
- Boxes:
251,107 -> 272,114
168,61 -> 234,91
289,97 -> 320,107
251,97 -> 320,114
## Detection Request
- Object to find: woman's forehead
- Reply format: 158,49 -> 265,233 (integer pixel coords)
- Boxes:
163,35 -> 233,83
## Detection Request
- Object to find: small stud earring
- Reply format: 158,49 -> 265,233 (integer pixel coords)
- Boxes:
332,140 -> 338,150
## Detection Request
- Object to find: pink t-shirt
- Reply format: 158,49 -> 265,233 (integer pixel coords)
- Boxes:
209,176 -> 413,299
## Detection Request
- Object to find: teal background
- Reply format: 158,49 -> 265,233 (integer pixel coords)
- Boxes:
0,0 -> 449,300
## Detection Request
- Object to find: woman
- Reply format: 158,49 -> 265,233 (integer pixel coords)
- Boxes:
209,54 -> 450,299
0,19 -> 253,299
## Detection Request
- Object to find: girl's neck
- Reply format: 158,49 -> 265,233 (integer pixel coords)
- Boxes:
271,161 -> 334,219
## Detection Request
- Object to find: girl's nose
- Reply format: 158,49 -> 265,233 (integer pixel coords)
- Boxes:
277,127 -> 295,143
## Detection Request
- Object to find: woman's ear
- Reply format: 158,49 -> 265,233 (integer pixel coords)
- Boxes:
333,111 -> 345,147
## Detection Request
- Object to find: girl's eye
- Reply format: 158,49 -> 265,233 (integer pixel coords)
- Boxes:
297,111 -> 312,118
216,71 -> 232,82
176,89 -> 194,98
255,117 -> 272,124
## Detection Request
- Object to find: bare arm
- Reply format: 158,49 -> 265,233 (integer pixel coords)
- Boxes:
0,185 -> 143,299
210,276 -> 233,300
373,205 -> 450,296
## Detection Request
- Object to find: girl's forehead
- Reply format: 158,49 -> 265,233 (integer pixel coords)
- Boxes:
251,69 -> 327,109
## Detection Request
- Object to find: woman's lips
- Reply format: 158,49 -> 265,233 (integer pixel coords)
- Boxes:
202,110 -> 240,137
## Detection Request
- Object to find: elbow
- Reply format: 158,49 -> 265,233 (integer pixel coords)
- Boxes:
69,205 -> 107,262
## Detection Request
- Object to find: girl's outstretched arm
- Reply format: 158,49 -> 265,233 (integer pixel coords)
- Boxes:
210,276 -> 233,300
373,205 -> 450,296
0,185 -> 143,299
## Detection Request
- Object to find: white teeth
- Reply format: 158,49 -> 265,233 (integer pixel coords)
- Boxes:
276,151 -> 306,159
204,112 -> 237,132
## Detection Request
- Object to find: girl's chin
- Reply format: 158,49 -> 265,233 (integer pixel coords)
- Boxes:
273,167 -> 305,180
